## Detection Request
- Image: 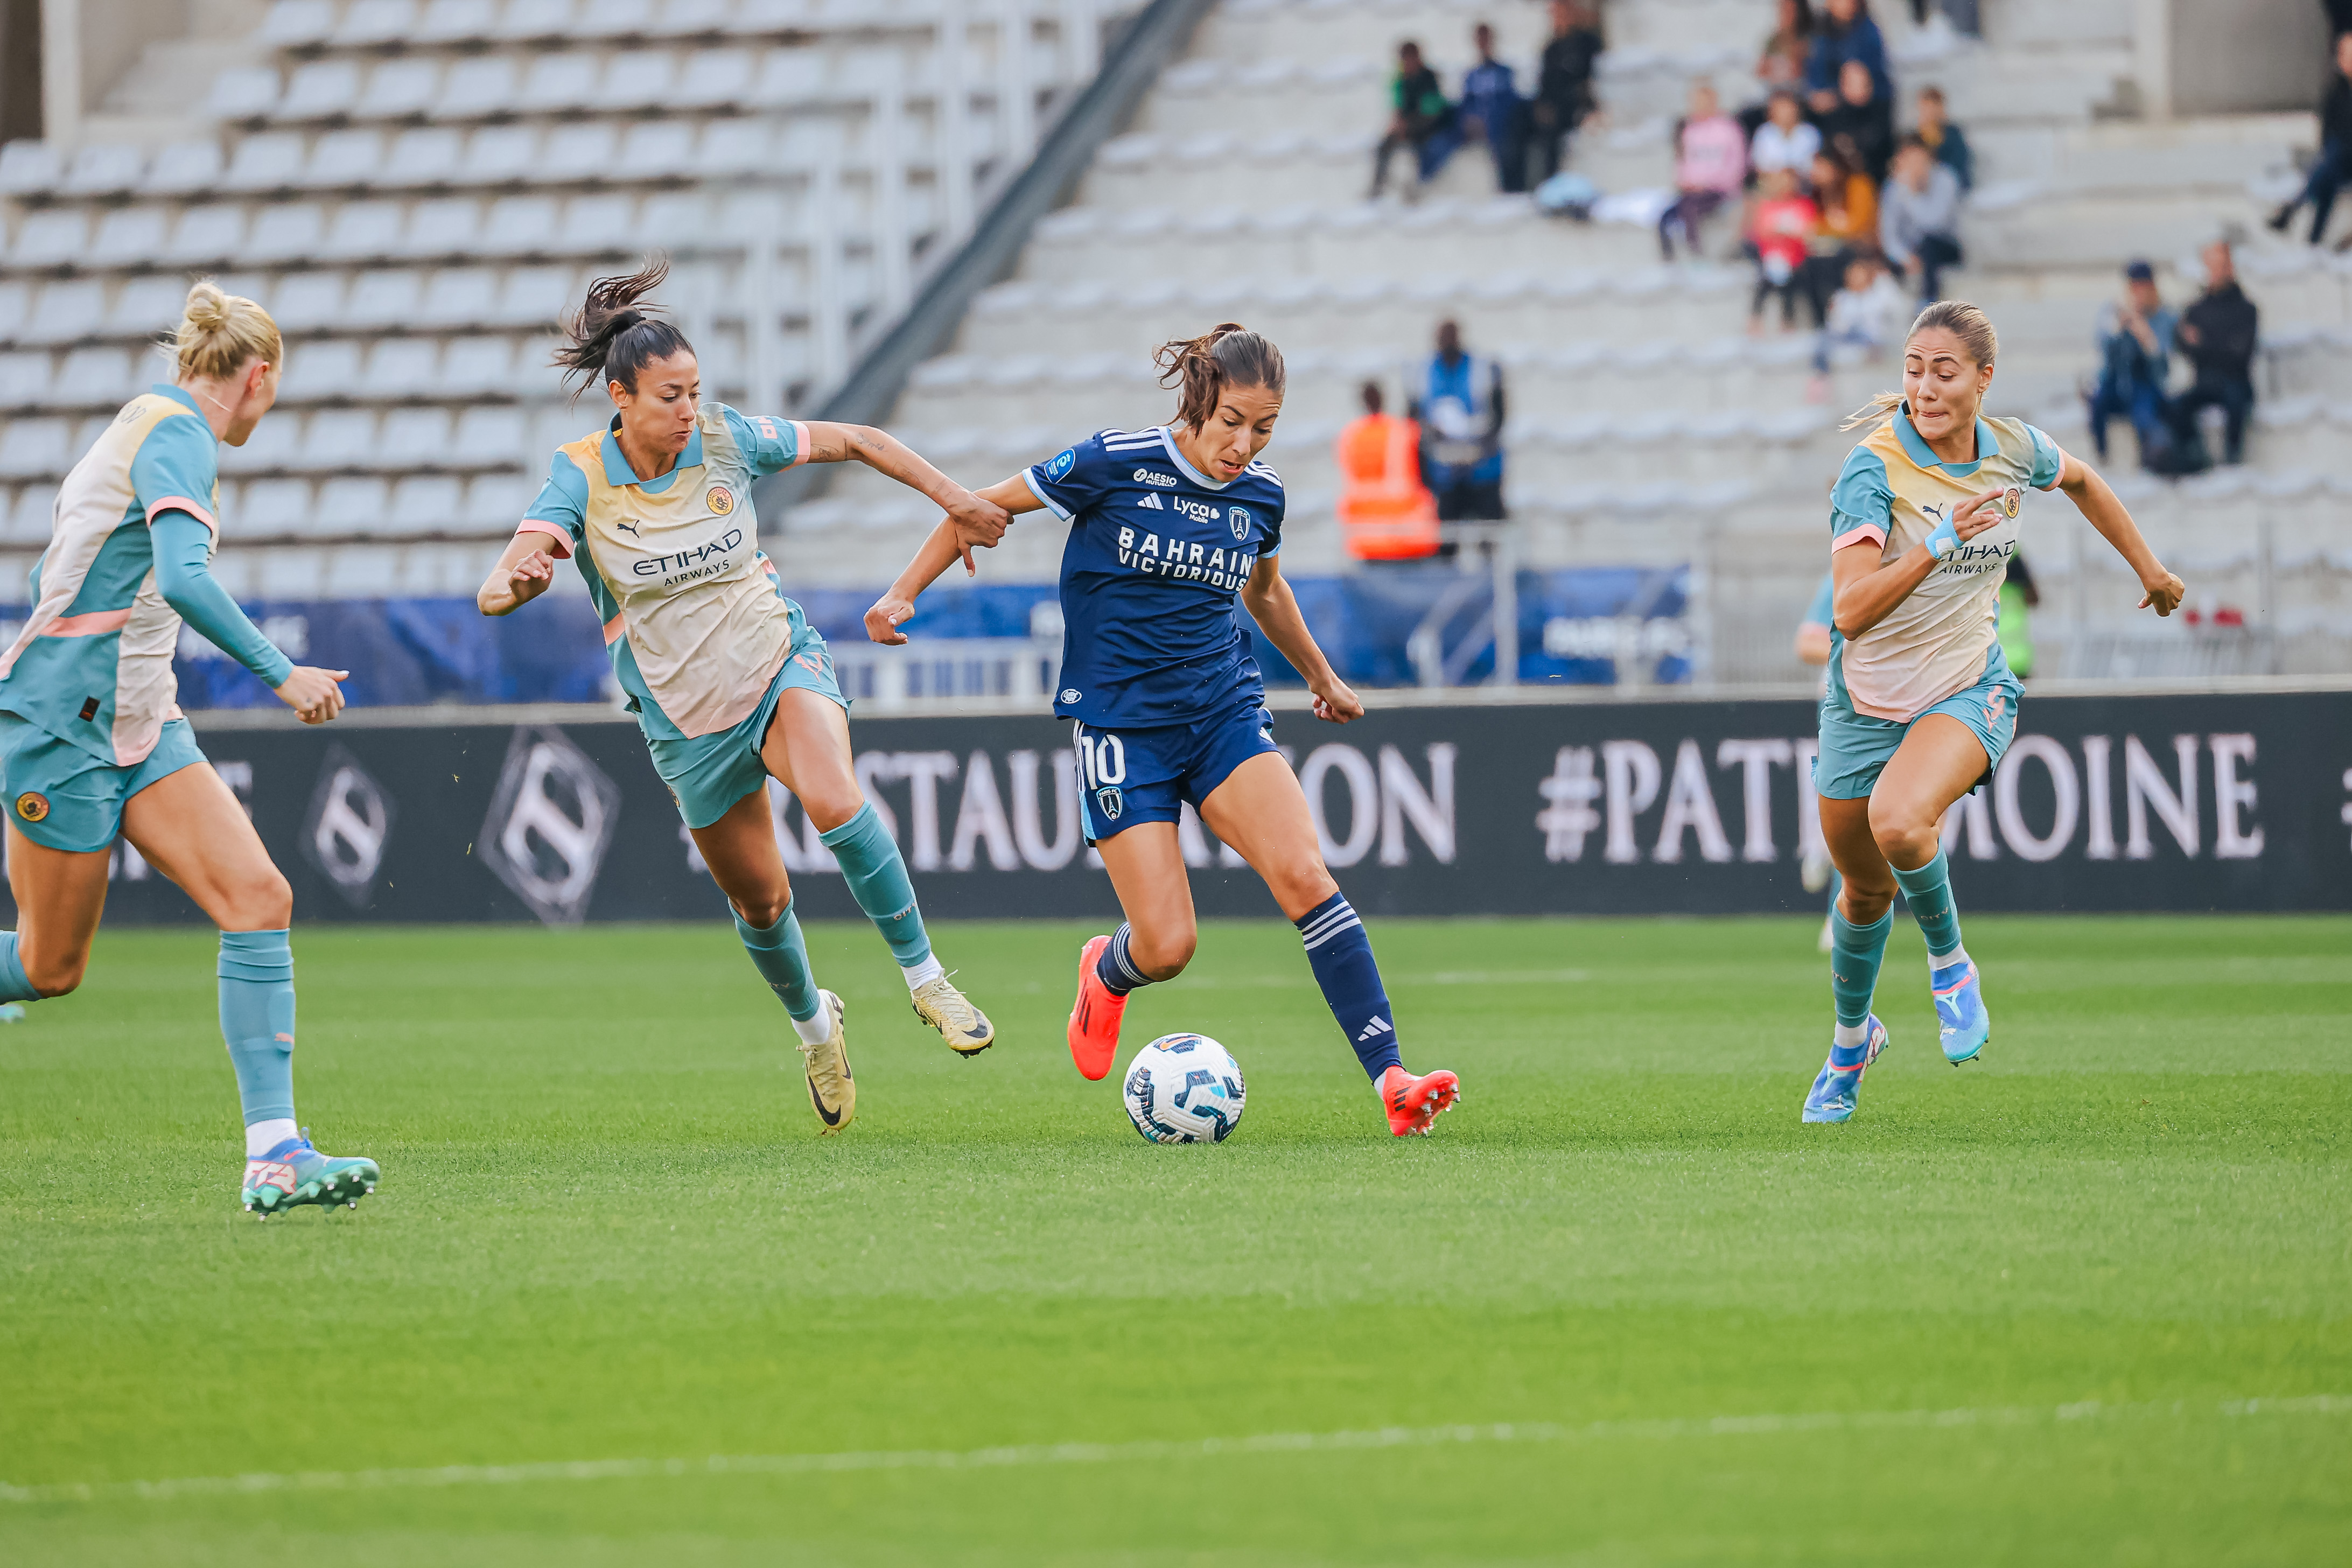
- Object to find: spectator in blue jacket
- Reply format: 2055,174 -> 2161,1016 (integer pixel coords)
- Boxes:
1805,0 -> 1891,114
1413,320 -> 1508,522
2085,260 -> 2179,471
1461,22 -> 1529,192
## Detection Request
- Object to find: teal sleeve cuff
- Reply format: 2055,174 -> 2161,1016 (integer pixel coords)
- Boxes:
150,510 -> 295,688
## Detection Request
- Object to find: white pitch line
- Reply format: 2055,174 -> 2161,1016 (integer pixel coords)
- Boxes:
5,1395 -> 2344,1507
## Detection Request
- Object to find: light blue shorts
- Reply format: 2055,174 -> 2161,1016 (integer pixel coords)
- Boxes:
0,711 -> 209,852
647,607 -> 845,830
1815,646 -> 2022,802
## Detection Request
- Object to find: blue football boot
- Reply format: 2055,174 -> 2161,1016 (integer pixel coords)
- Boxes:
1801,1014 -> 1887,1124
242,1131 -> 380,1218
1930,954 -> 1989,1065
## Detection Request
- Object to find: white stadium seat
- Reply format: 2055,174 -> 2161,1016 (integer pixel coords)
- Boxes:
333,0 -> 418,45
87,207 -> 172,269
576,0 -> 657,38
61,143 -> 148,197
302,409 -> 381,470
345,269 -> 426,328
217,410 -> 301,473
0,419 -> 71,479
55,347 -> 137,405
638,191 -> 708,236
600,49 -> 680,110
239,477 -> 316,535
356,59 -> 444,120
206,66 -> 282,121
0,351 -> 53,407
415,266 -> 501,327
494,0 -> 579,40
414,0 -> 499,44
396,197 -> 484,259
481,195 -> 562,254
219,131 -> 307,192
278,59 -> 365,122
305,129 -> 387,187
141,141 -> 226,196
387,473 -> 465,534
437,57 -> 522,120
18,281 -> 105,346
319,199 -> 409,261
674,47 -> 755,108
9,209 -> 89,268
441,334 -> 517,393
0,141 -> 59,197
540,122 -> 621,183
247,202 -> 329,263
657,0 -> 736,34
459,124 -> 541,184
383,127 -> 465,186
258,0 -> 336,45
0,281 -> 27,341
380,405 -> 456,465
460,472 -> 537,529
367,338 -> 443,397
269,272 -> 350,333
615,120 -> 698,180
557,194 -> 637,251
314,474 -> 392,534
698,117 -> 771,173
6,482 -> 59,544
105,276 -> 191,338
750,48 -> 823,107
451,404 -> 529,465
279,339 -> 365,401
515,52 -> 603,113
162,204 -> 250,266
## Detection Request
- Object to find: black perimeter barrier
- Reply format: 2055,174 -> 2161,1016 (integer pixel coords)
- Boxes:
39,688 -> 2352,926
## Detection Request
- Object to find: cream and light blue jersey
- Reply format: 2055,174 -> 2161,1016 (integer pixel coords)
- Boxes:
1826,410 -> 2061,722
519,403 -> 809,741
0,386 -> 229,766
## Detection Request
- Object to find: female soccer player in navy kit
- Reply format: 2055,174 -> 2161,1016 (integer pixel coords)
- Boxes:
867,325 -> 1461,1137
479,261 -> 1007,1135
0,282 -> 377,1215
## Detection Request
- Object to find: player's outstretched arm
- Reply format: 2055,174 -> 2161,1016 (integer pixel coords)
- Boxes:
2054,447 -> 2183,615
1830,485 -> 2008,639
865,475 -> 1043,645
800,422 -> 1013,554
1240,554 -> 1363,724
151,510 -> 347,724
478,531 -> 559,617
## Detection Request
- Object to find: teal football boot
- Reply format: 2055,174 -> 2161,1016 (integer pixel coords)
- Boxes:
1931,954 -> 1989,1064
1802,1014 -> 1887,1124
242,1131 -> 380,1217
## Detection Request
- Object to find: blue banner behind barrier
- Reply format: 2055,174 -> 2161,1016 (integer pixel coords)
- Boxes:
8,566 -> 1691,710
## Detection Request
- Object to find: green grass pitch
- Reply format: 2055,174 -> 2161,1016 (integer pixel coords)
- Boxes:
2,913 -> 2347,1565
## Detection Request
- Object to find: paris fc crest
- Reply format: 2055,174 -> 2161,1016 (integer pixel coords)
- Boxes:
1095,786 -> 1124,821
1227,504 -> 1250,541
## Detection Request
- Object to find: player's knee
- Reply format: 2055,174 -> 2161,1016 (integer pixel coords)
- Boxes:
800,786 -> 864,836
1269,859 -> 1338,916
1131,927 -> 1195,981
1838,885 -> 1894,924
732,891 -> 790,930
221,869 -> 293,930
1871,817 -> 1940,873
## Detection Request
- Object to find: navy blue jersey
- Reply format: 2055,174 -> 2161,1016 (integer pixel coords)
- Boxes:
1025,425 -> 1286,729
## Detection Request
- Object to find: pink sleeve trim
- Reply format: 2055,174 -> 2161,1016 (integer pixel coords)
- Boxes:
787,421 -> 811,467
1831,523 -> 1887,550
517,521 -> 573,559
41,608 -> 133,638
148,496 -> 218,536
601,612 -> 626,646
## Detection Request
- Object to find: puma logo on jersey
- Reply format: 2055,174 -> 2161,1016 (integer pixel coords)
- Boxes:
1136,492 -> 1164,509
616,519 -> 642,538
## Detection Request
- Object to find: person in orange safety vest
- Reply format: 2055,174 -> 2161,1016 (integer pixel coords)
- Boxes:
1334,382 -> 1440,561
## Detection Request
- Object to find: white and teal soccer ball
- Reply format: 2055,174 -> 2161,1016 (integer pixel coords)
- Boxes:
1122,1033 -> 1247,1144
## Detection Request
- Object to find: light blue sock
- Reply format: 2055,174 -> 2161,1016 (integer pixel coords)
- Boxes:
0,933 -> 38,1004
818,802 -> 933,969
218,929 -> 296,1127
1892,849 -> 1964,960
1829,908 -> 1892,1030
735,902 -> 821,1023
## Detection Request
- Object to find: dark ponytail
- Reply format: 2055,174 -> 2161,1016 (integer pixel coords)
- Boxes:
1153,323 -> 1286,430
552,254 -> 696,401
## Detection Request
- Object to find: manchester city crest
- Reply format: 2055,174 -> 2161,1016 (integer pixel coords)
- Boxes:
1227,504 -> 1250,541
706,484 -> 735,515
1095,786 -> 1124,821
2000,486 -> 2022,519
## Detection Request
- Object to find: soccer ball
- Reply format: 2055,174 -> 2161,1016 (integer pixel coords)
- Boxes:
1122,1033 -> 1247,1144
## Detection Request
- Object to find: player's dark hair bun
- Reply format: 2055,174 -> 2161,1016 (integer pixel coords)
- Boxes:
553,255 -> 696,401
1154,324 -> 1286,430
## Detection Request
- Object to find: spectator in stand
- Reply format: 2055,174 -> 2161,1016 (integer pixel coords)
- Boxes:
1750,88 -> 1823,186
1748,0 -> 1815,138
1809,251 -> 1908,391
1371,41 -> 1460,200
1531,1 -> 1605,184
2167,240 -> 2260,468
1802,147 -> 1880,333
1335,382 -> 1440,562
1913,85 -> 1973,191
1880,135 -> 1964,302
1461,23 -> 1528,193
2265,30 -> 2352,247
1820,57 -> 1895,184
2085,259 -> 2178,472
1805,0 -> 1891,116
1412,321 -> 1508,523
1660,80 -> 1748,260
2000,553 -> 2038,680
1748,167 -> 1821,332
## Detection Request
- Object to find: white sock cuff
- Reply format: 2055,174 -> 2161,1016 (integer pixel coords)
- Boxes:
244,1117 -> 299,1159
1832,1022 -> 1870,1048
1929,943 -> 1970,971
790,1006 -> 834,1046
902,955 -> 944,990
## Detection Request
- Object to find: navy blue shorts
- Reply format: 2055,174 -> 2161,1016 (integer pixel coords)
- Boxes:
1072,700 -> 1279,844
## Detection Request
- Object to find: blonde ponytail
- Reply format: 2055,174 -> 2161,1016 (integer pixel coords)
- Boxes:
168,279 -> 282,383
1841,299 -> 2000,431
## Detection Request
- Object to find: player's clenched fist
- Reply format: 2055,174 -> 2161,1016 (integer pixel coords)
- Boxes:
478,549 -> 554,616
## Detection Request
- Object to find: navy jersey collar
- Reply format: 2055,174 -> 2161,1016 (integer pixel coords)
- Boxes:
601,415 -> 702,489
150,382 -> 204,416
1894,404 -> 1998,477
1158,426 -> 1236,491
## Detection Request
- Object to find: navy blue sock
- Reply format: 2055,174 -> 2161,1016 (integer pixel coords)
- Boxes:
1294,892 -> 1402,1080
1095,923 -> 1150,996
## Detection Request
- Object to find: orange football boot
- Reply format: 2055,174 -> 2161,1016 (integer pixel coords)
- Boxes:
1380,1065 -> 1461,1137
1067,934 -> 1128,1081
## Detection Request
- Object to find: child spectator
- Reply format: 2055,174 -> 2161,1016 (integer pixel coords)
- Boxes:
1461,23 -> 1528,193
1914,85 -> 1973,191
1660,80 -> 1747,260
1802,146 -> 1878,317
1748,167 -> 1820,332
1820,57 -> 1895,183
1750,88 -> 1822,185
2086,259 -> 2178,471
1880,136 -> 1965,302
1810,252 -> 1908,392
1371,41 -> 1460,199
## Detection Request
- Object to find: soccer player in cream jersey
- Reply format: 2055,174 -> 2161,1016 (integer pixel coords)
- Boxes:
1804,300 -> 2183,1124
478,260 -> 1007,1134
867,325 -> 1461,1138
0,282 -> 378,1215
